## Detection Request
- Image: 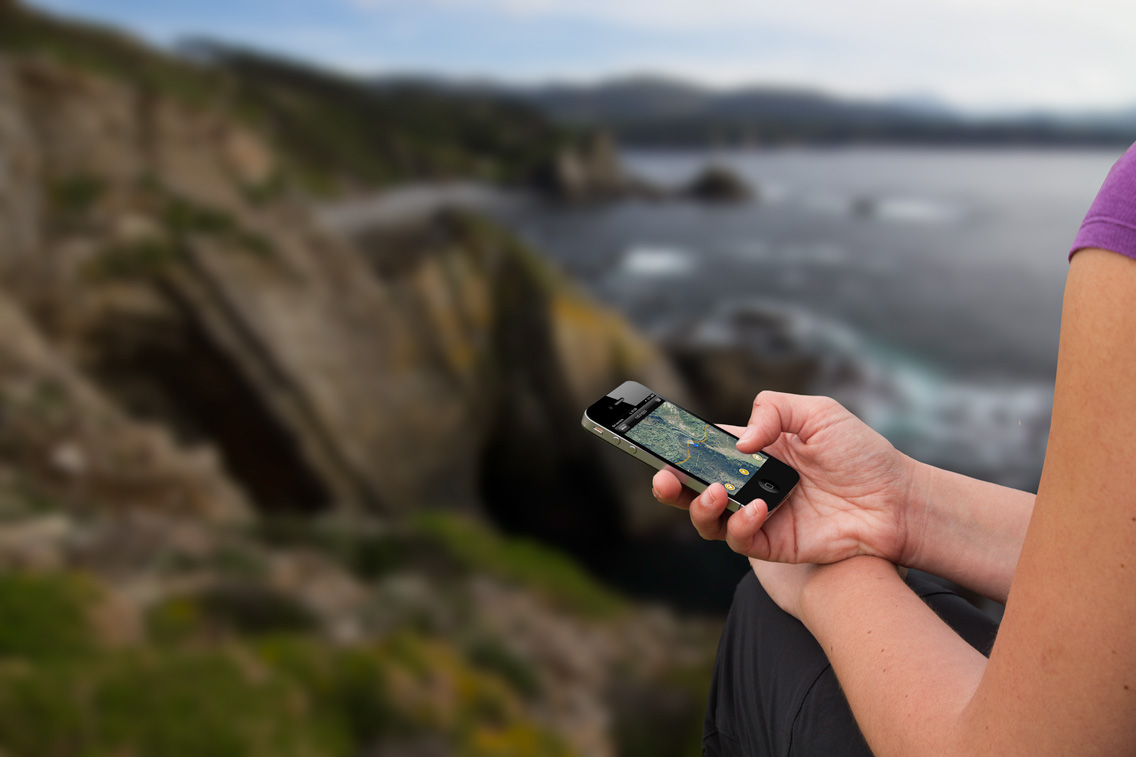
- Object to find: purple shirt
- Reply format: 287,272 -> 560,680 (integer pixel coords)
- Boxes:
1070,142 -> 1136,261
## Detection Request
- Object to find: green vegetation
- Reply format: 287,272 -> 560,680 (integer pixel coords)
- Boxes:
0,2 -> 574,192
252,512 -> 624,623
254,637 -> 398,748
0,572 -> 95,661
0,1 -> 227,105
462,633 -> 543,699
88,237 -> 186,281
47,173 -> 106,219
201,42 -> 574,190
149,585 -> 319,641
612,659 -> 717,757
0,649 -> 337,757
0,565 -> 577,756
161,194 -> 275,257
444,210 -> 573,294
412,511 -> 626,620
86,191 -> 275,281
253,516 -> 408,580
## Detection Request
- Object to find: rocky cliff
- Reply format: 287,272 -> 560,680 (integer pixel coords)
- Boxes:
0,12 -> 716,755
0,52 -> 686,538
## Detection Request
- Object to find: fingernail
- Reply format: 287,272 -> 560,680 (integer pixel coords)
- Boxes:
651,487 -> 661,500
739,429 -> 756,445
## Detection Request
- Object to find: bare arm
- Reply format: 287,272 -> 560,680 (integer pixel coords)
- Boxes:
657,395 -> 1035,602
788,249 -> 1136,755
903,459 -> 1034,602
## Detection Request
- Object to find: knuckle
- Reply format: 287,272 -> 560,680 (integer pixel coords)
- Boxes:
752,390 -> 778,409
816,395 -> 844,414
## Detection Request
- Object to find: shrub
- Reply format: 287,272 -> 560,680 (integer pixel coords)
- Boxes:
149,584 -> 319,640
47,173 -> 105,217
252,517 -> 407,580
256,637 -> 397,746
0,648 -> 338,757
87,238 -> 184,281
0,572 -> 95,662
412,512 -> 625,620
462,634 -> 541,699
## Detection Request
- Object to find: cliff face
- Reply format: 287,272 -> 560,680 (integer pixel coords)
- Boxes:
0,53 -> 686,538
0,15 -> 720,755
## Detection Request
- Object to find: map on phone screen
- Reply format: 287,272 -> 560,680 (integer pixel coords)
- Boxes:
625,401 -> 768,493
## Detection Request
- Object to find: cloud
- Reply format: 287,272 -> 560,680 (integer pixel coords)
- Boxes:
346,0 -> 1132,38
341,0 -> 1136,109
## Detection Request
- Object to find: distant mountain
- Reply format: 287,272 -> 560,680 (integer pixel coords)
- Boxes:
373,74 -> 1135,147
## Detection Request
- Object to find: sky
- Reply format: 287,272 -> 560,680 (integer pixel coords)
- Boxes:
27,0 -> 1136,113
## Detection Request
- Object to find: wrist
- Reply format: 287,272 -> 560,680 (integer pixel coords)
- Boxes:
800,556 -> 903,630
897,454 -> 933,568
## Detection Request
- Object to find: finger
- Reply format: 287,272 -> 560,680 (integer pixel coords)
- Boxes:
689,483 -> 732,541
737,392 -> 837,452
725,499 -> 773,559
652,470 -> 696,510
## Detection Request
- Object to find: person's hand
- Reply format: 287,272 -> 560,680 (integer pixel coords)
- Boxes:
652,392 -> 922,566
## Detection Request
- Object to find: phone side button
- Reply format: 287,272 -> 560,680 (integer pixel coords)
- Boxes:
627,445 -> 637,455
610,437 -> 619,446
593,426 -> 604,435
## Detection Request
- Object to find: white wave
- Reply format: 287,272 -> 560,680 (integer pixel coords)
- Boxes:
871,196 -> 962,224
725,240 -> 846,266
796,191 -> 963,225
619,244 -> 695,276
675,298 -> 1051,488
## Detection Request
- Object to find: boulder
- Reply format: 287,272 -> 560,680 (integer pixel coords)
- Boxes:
683,164 -> 755,203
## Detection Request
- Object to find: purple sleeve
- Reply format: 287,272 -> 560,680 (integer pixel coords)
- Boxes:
1070,142 -> 1136,261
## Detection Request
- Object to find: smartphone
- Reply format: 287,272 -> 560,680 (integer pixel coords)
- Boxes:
582,380 -> 799,512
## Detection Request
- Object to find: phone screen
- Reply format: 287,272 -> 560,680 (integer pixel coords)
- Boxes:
617,395 -> 768,494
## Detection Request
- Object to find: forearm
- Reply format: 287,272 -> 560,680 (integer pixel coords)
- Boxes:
800,556 -> 989,756
902,457 -> 1034,602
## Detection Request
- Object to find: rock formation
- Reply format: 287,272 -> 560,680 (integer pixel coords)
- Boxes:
0,9 -> 725,754
0,53 -> 687,541
682,164 -> 755,203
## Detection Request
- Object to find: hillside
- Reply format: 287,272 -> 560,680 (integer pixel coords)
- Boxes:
0,2 -> 719,754
0,0 -> 576,191
380,73 -> 1136,147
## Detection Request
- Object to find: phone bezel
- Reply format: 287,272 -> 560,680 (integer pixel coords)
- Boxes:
584,381 -> 799,511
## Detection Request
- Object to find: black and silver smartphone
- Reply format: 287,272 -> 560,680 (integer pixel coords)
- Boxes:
582,380 -> 799,512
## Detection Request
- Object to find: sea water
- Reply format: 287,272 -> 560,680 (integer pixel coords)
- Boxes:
494,146 -> 1124,492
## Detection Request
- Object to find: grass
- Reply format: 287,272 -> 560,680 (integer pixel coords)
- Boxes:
47,173 -> 105,219
0,648 -> 340,757
0,572 -> 96,661
462,633 -> 542,700
0,564 -> 577,756
148,585 -> 319,641
252,516 -> 408,581
412,511 -> 626,620
86,237 -> 186,281
85,191 -> 276,281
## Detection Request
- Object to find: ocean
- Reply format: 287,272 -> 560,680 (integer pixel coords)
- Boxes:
494,146 -> 1127,492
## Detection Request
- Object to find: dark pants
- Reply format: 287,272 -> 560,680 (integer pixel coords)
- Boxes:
703,569 -> 999,757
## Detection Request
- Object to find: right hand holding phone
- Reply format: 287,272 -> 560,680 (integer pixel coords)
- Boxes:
652,391 -> 922,567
